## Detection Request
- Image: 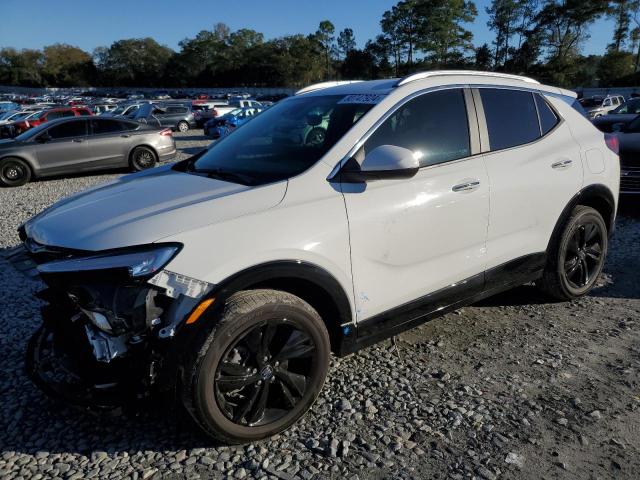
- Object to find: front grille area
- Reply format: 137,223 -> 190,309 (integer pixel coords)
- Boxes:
621,165 -> 640,193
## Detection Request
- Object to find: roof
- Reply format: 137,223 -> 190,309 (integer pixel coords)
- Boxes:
295,70 -> 571,98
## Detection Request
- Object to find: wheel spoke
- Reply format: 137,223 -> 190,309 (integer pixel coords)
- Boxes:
275,367 -> 307,397
585,243 -> 602,261
565,257 -> 580,278
260,323 -> 277,360
584,223 -> 597,242
233,383 -> 262,423
580,258 -> 590,285
274,330 -> 315,361
278,379 -> 298,408
220,360 -> 251,376
567,231 -> 580,253
217,373 -> 259,392
247,382 -> 270,424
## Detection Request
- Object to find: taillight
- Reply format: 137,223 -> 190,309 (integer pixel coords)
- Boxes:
604,133 -> 619,155
159,128 -> 172,136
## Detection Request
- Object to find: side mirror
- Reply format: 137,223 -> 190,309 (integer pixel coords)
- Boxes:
337,145 -> 420,183
37,133 -> 51,143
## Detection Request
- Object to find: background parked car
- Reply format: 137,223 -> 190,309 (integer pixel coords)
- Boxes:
607,115 -> 640,194
0,117 -> 176,187
130,103 -> 196,132
203,106 -> 263,138
580,95 -> 625,118
592,113 -> 639,133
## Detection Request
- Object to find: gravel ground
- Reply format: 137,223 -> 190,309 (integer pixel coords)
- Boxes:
0,131 -> 639,480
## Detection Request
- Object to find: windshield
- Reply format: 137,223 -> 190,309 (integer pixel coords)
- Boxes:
0,111 -> 17,120
186,94 -> 376,185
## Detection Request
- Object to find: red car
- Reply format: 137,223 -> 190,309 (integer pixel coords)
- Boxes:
12,107 -> 92,135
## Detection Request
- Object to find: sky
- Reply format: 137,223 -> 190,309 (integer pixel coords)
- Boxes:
0,0 -> 617,57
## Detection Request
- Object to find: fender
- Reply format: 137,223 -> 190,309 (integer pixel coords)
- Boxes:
187,260 -> 355,353
546,183 -> 616,253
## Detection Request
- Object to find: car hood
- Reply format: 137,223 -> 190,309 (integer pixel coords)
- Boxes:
24,165 -> 287,251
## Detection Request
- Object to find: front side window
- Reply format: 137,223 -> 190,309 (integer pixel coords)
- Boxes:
46,121 -> 87,139
363,89 -> 470,167
187,94 -> 376,185
481,89 -> 540,151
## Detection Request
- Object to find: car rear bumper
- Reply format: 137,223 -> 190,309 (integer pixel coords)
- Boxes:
157,145 -> 177,161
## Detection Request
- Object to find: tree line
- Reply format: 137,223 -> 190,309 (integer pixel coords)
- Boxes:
2,0 -> 640,89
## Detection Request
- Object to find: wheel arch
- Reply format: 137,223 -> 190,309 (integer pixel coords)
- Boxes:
210,261 -> 354,355
547,183 -> 616,252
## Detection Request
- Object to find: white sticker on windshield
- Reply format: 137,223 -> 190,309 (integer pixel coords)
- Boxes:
338,94 -> 386,105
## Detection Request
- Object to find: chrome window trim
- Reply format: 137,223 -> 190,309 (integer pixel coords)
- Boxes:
472,86 -> 566,157
328,83 -> 477,179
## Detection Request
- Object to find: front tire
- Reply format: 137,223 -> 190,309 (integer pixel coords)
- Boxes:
537,206 -> 608,300
183,289 -> 330,444
0,157 -> 31,187
177,121 -> 189,132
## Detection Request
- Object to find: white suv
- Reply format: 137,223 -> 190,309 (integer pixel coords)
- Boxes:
7,71 -> 620,443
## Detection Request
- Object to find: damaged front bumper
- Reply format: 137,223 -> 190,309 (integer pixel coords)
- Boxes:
4,239 -> 216,410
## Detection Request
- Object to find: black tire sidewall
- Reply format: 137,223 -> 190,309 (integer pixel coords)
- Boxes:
556,208 -> 608,298
0,157 -> 31,187
191,297 -> 330,443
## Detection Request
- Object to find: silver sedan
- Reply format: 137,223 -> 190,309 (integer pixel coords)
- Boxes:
0,117 -> 176,187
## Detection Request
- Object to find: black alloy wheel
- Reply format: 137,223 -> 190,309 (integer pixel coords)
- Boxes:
538,205 -> 608,300
130,147 -> 157,171
0,157 -> 31,187
562,221 -> 604,290
215,320 -> 316,426
184,289 -> 330,444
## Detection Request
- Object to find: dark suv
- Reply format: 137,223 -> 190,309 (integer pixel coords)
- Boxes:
129,104 -> 196,132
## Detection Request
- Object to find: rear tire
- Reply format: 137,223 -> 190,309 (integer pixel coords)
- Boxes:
129,147 -> 157,171
183,289 -> 330,444
0,157 -> 31,187
177,121 -> 189,132
537,206 -> 608,300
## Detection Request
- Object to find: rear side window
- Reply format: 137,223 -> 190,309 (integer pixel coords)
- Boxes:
535,94 -> 559,135
119,121 -> 139,131
46,121 -> 87,139
364,88 -> 470,167
480,89 -> 539,151
165,106 -> 187,114
91,119 -> 123,134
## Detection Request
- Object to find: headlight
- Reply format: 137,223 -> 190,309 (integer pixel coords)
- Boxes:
38,244 -> 181,278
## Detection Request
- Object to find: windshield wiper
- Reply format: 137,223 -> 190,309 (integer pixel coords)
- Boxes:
193,167 -> 256,186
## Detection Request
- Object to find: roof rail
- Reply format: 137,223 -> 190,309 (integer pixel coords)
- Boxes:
295,80 -> 364,95
395,70 -> 540,87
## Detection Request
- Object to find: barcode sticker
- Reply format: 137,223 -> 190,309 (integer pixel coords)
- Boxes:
338,94 -> 386,105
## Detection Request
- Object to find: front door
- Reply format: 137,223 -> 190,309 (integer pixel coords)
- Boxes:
35,120 -> 89,174
341,88 -> 490,327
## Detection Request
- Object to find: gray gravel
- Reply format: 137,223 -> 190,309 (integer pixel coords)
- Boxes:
1,131 -> 639,479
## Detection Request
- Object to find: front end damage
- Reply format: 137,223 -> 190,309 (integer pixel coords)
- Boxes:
4,234 -> 214,411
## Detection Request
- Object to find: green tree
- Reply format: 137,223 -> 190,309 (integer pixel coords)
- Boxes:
0,48 -> 44,86
315,20 -> 336,79
97,38 -> 174,86
597,50 -> 635,84
475,43 -> 493,69
607,0 -> 634,51
42,44 -> 94,86
486,0 -> 520,67
337,28 -> 357,59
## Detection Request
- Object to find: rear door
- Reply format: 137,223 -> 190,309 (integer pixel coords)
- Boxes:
475,88 -> 583,277
85,118 -> 133,168
34,120 -> 89,174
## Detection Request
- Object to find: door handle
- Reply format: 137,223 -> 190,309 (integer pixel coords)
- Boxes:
452,180 -> 480,192
72,138 -> 84,143
120,134 -> 130,138
551,159 -> 572,169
